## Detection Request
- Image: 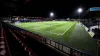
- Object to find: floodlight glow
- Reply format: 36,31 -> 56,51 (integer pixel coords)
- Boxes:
50,12 -> 54,17
78,8 -> 82,13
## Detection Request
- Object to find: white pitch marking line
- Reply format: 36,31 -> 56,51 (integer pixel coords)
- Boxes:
61,24 -> 75,36
49,32 -> 62,35
45,31 -> 62,35
33,23 -> 75,36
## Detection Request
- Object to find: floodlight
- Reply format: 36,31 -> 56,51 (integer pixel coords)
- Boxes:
50,12 -> 54,17
78,8 -> 83,13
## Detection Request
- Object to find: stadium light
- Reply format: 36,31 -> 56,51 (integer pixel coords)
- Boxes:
49,12 -> 54,36
50,12 -> 54,17
77,8 -> 83,20
77,8 -> 83,13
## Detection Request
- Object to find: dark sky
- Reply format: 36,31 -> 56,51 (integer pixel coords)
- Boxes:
2,0 -> 100,18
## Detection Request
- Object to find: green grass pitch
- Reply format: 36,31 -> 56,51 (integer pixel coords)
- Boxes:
13,21 -> 99,56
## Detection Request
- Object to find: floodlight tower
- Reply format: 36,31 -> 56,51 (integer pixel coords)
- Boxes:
77,8 -> 83,41
77,8 -> 83,21
49,12 -> 54,35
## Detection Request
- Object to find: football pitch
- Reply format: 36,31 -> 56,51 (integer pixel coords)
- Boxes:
13,21 -> 99,56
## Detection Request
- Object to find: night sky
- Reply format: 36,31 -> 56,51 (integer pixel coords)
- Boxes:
2,0 -> 100,18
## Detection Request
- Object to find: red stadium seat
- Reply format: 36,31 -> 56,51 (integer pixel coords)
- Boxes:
0,41 -> 5,45
19,40 -> 22,43
0,45 -> 5,49
24,47 -> 28,51
21,43 -> 24,47
0,49 -> 6,56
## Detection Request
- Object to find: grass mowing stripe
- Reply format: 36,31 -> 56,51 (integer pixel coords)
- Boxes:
51,22 -> 75,34
37,24 -> 64,31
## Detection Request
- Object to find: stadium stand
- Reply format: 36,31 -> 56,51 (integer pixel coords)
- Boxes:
1,22 -> 64,56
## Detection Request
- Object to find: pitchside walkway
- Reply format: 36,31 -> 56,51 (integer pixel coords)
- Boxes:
66,23 -> 98,56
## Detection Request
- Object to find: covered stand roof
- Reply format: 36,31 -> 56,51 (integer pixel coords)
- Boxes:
83,7 -> 100,18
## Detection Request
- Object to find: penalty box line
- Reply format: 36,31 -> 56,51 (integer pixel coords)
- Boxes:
45,31 -> 62,35
35,23 -> 75,36
61,23 -> 75,36
45,23 -> 75,36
